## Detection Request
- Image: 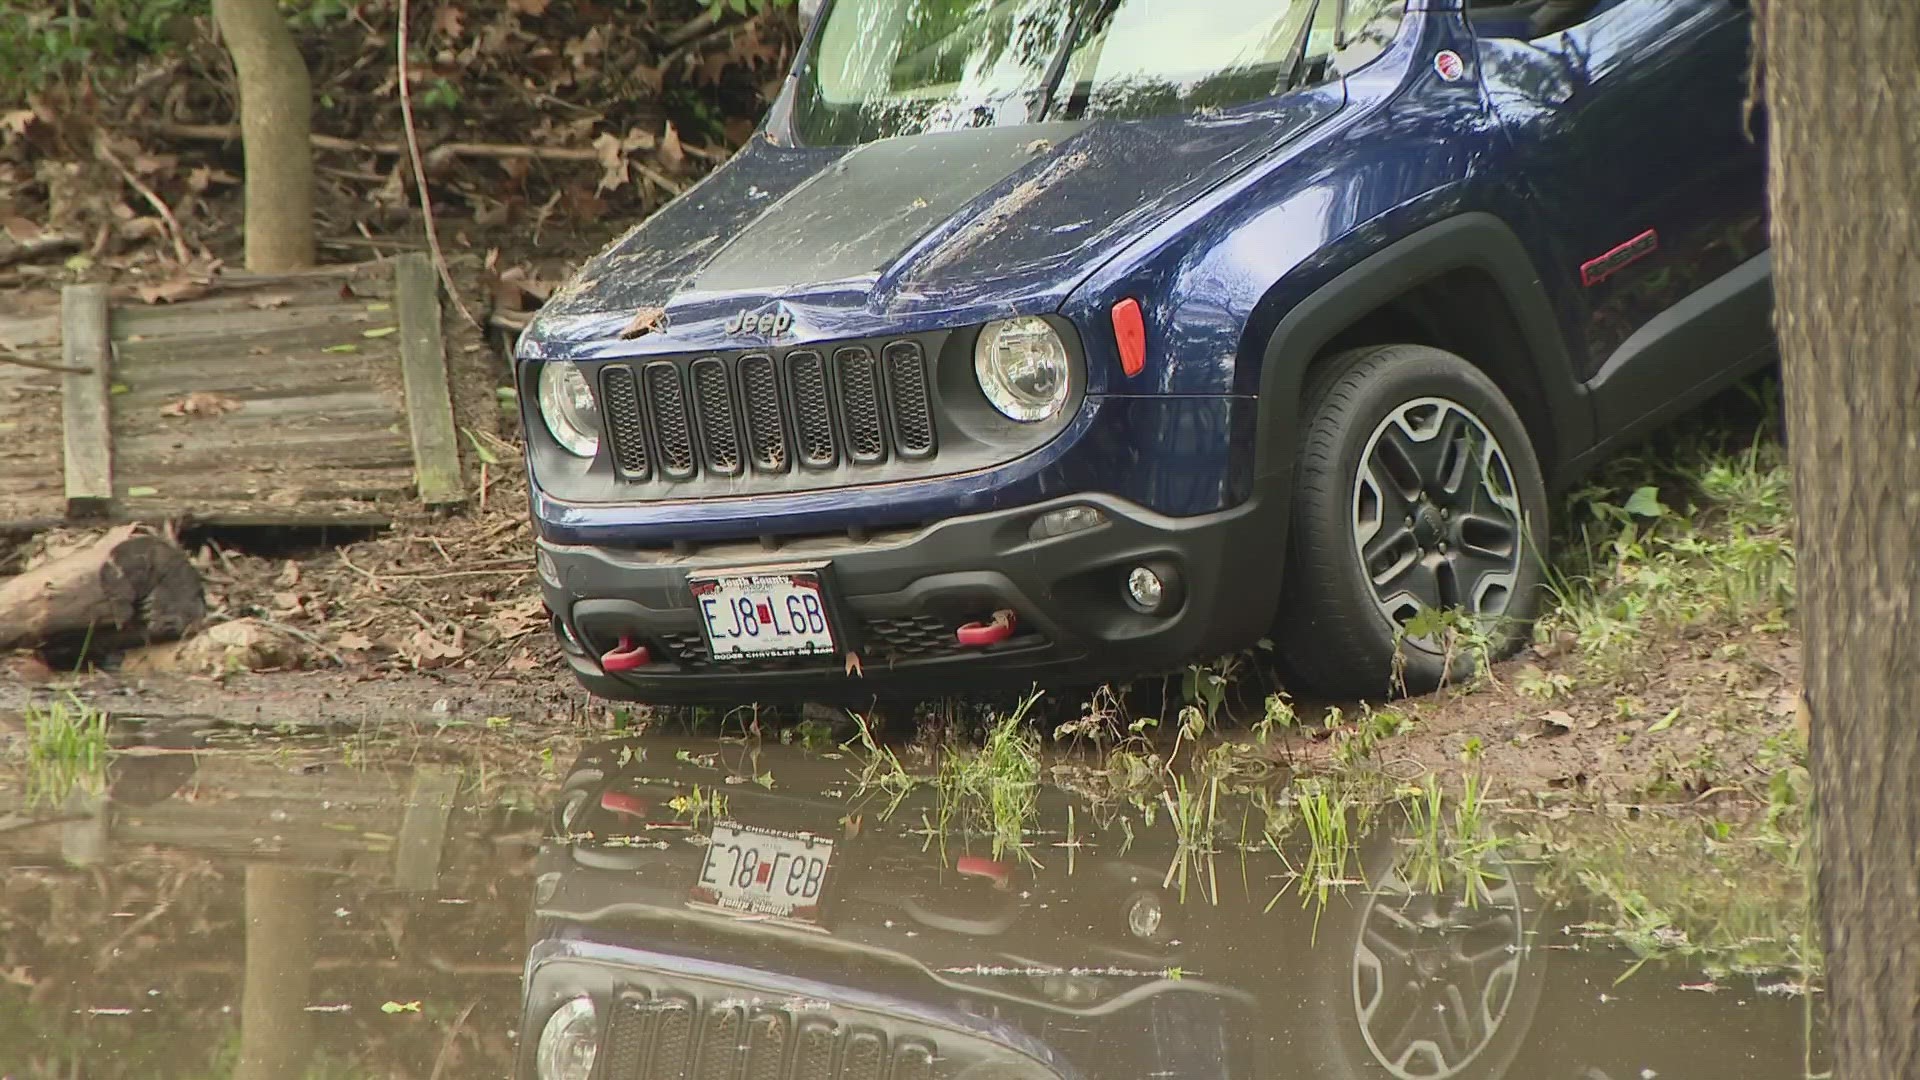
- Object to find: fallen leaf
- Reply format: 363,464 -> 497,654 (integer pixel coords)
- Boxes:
159,392 -> 243,418
323,343 -> 359,354
659,121 -> 685,171
1646,707 -> 1681,733
248,293 -> 293,310
844,651 -> 864,677
1540,710 -> 1574,734
433,3 -> 466,38
404,627 -> 465,670
126,485 -> 159,497
135,275 -> 208,305
380,1000 -> 423,1014
1,110 -> 34,138
362,326 -> 398,338
619,306 -> 669,339
335,632 -> 375,651
507,0 -> 550,16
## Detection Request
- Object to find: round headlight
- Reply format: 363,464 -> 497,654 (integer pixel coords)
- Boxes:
536,995 -> 597,1080
975,317 -> 1071,422
537,362 -> 601,458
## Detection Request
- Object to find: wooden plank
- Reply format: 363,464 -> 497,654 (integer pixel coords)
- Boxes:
60,284 -> 114,516
393,254 -> 464,507
393,765 -> 462,892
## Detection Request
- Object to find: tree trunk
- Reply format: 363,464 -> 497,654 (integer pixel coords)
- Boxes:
0,526 -> 205,652
211,0 -> 315,271
1763,1 -> 1920,1076
234,864 -> 317,1080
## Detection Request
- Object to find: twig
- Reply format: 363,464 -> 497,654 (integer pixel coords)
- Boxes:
478,462 -> 491,513
428,999 -> 481,1080
0,233 -> 81,268
396,0 -> 480,329
659,5 -> 722,46
93,133 -> 192,265
0,341 -> 91,375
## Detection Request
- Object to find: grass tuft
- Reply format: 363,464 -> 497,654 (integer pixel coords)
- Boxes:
23,694 -> 111,807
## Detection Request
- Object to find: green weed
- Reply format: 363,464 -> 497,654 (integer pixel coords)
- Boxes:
1542,432 -> 1793,673
22,694 -> 110,807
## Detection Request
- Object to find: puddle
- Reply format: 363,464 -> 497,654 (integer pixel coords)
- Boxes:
0,734 -> 1824,1078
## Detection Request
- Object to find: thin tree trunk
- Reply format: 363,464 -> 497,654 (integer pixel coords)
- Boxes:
211,0 -> 315,270
234,864 -> 317,1080
1763,1 -> 1920,1076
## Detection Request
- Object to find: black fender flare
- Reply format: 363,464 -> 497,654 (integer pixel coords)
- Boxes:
1252,211 -> 1592,495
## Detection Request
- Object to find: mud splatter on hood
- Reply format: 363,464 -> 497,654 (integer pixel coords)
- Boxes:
524,94 -> 1343,353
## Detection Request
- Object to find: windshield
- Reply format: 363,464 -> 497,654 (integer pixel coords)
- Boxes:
794,0 -> 1335,145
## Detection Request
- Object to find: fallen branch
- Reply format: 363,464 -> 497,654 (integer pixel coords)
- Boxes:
397,0 -> 480,329
0,233 -> 81,268
154,122 -> 605,165
0,340 -> 91,375
93,133 -> 193,266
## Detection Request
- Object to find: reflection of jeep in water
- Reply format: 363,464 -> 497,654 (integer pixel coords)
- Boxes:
516,740 -> 1811,1080
518,0 -> 1769,704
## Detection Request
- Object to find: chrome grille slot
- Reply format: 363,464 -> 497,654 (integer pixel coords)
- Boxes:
600,364 -> 652,479
787,350 -> 838,468
592,333 -> 957,490
842,1030 -> 886,1080
644,362 -> 697,480
835,346 -> 887,464
690,357 -> 743,477
746,1011 -> 790,1080
738,353 -> 789,472
882,341 -> 935,458
695,1002 -> 743,1080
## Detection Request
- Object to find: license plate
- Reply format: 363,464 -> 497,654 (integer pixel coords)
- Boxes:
690,822 -> 834,922
690,569 -> 836,661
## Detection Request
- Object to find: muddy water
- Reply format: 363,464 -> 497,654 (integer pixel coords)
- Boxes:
0,733 -> 1823,1079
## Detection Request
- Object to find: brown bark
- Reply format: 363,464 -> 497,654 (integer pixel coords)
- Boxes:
211,0 -> 315,271
1763,1 -> 1920,1076
234,864 -> 317,1080
0,526 -> 205,651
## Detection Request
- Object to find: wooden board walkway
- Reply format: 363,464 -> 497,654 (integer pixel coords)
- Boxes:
0,254 -> 466,532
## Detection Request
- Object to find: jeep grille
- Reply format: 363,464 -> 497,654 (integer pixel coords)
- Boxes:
598,340 -> 938,484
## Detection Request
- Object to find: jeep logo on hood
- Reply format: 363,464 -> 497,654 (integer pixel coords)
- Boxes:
723,305 -> 794,337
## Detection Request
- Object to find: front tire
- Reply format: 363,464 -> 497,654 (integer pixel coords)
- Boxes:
1278,345 -> 1549,699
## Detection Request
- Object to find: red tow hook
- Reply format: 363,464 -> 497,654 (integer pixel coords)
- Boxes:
600,635 -> 651,672
956,609 -> 1017,648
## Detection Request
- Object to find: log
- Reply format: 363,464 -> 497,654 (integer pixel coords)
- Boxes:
0,526 -> 206,651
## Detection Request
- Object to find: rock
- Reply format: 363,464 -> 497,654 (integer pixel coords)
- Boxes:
177,619 -> 302,674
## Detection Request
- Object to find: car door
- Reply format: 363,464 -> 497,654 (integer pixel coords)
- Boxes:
1470,0 -> 1769,397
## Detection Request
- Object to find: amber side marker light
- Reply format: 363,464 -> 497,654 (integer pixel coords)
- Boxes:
1111,297 -> 1146,377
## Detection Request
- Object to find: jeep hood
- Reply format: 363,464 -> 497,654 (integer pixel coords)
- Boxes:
524,93 -> 1343,353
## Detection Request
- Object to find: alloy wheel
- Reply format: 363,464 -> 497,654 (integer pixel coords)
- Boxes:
1350,397 -> 1524,653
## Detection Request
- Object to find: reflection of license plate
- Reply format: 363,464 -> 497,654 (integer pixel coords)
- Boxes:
690,822 -> 834,922
690,569 -> 836,661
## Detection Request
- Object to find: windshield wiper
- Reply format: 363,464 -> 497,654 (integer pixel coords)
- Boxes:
1283,0 -> 1328,90
1032,0 -> 1123,122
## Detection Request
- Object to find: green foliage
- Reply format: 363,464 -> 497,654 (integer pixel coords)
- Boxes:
0,0 -> 203,100
1543,428 -> 1794,672
22,693 -> 111,807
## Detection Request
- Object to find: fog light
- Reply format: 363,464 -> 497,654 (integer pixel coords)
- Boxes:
536,996 -> 597,1080
1126,567 -> 1164,610
1029,505 -> 1107,541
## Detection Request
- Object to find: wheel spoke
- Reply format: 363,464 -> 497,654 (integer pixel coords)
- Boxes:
1371,425 -> 1429,504
1376,555 -> 1447,623
1428,409 -> 1480,503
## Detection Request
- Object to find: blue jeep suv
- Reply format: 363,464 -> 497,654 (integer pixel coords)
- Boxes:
515,0 -> 1771,704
